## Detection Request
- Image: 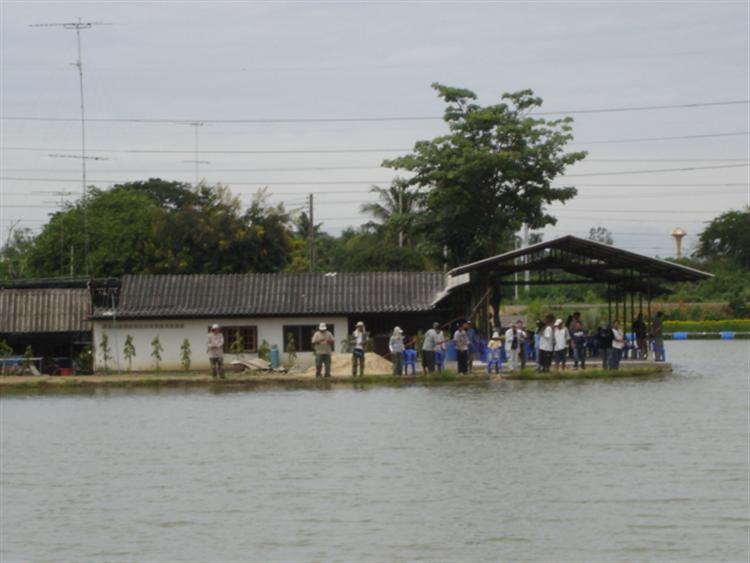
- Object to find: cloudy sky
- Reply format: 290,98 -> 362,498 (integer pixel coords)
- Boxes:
1,1 -> 748,258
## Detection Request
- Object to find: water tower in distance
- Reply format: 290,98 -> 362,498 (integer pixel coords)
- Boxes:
671,227 -> 687,258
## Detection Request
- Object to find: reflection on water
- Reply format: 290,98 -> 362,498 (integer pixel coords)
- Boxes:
1,341 -> 748,561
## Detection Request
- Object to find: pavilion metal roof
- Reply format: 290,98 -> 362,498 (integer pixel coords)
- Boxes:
446,235 -> 712,295
0,288 -> 92,333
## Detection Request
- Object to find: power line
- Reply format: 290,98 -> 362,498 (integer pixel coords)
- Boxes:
2,131 -> 748,155
570,131 -> 749,145
564,163 -> 749,177
1,100 -> 747,124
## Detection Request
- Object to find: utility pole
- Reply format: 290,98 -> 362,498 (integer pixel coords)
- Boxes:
398,186 -> 404,248
523,223 -> 530,292
31,18 -> 111,276
182,121 -> 210,187
308,194 -> 316,273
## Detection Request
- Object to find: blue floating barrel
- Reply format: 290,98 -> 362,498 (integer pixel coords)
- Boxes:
270,345 -> 280,369
445,340 -> 457,361
673,331 -> 689,340
720,331 -> 736,340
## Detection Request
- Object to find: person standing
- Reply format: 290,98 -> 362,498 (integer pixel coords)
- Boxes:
311,322 -> 335,378
571,320 -> 588,370
351,321 -> 367,377
389,327 -> 405,376
597,321 -> 614,369
538,315 -> 555,372
504,320 -> 526,371
453,322 -> 470,374
651,311 -> 665,361
553,318 -> 571,371
422,322 -> 439,374
632,313 -> 648,359
206,324 -> 225,379
611,320 -> 625,369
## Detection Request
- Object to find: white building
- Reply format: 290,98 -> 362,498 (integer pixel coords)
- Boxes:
91,272 -> 454,371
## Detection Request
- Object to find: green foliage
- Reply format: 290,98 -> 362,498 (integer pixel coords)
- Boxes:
150,336 -> 164,372
99,332 -> 112,373
23,345 -> 34,371
180,338 -> 192,371
285,333 -> 297,366
360,180 -> 422,247
695,207 -> 750,269
0,227 -> 34,280
365,333 -> 374,353
7,179 -> 295,278
123,335 -> 136,371
383,84 -> 586,267
230,330 -> 244,356
258,339 -> 271,362
331,227 -> 430,272
0,339 -> 12,376
663,319 -> 750,333
76,346 -> 93,373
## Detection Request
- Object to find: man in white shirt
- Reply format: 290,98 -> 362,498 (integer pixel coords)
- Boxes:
553,318 -> 571,371
351,321 -> 367,377
538,315 -> 555,372
422,322 -> 440,374
206,324 -> 225,379
504,320 -> 526,371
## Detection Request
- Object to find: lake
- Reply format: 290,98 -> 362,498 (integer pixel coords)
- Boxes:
1,340 -> 748,561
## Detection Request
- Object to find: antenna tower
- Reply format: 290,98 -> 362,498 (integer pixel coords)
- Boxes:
30,17 -> 111,276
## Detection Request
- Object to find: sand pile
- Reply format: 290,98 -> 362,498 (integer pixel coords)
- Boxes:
303,352 -> 394,376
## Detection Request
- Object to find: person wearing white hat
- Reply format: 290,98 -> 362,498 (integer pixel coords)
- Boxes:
351,321 -> 368,377
311,322 -> 335,378
206,324 -> 225,379
389,327 -> 405,376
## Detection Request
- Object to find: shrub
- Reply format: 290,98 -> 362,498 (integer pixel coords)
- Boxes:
285,333 -> 297,366
151,336 -> 163,371
180,338 -> 191,371
258,339 -> 271,362
99,332 -> 112,373
123,335 -> 136,371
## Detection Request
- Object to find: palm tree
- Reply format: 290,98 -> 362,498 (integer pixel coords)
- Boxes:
360,180 -> 420,247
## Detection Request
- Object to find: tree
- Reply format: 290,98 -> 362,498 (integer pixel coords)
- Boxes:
180,338 -> 192,371
285,333 -> 297,366
588,226 -> 614,245
151,336 -> 163,372
695,207 -> 750,270
230,330 -> 244,358
0,225 -> 34,280
331,228 -> 429,272
0,339 -> 13,375
99,332 -> 112,373
123,335 -> 136,372
258,339 -> 271,362
23,345 -> 34,373
383,83 -> 586,267
360,180 -> 421,247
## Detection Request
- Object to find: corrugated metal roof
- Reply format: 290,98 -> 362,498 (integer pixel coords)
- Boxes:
99,272 -> 448,319
0,288 -> 92,333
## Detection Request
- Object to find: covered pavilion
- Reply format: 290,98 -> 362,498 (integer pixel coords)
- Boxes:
437,235 -> 713,336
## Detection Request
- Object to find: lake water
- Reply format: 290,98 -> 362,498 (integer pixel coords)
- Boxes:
1,341 -> 748,561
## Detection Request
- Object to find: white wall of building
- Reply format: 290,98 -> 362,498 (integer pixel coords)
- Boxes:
92,316 -> 348,372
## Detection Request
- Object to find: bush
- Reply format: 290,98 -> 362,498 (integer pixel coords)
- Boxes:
663,319 -> 750,333
258,339 -> 271,362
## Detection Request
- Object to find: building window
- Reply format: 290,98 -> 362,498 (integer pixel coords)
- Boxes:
217,326 -> 257,353
283,324 -> 335,352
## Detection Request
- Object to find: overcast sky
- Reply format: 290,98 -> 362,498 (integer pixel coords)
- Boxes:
1,0 -> 748,258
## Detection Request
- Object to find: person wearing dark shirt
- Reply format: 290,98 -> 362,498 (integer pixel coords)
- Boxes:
597,322 -> 614,369
571,320 -> 588,370
632,313 -> 647,359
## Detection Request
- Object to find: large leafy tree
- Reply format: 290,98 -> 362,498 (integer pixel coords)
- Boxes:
383,83 -> 586,266
7,179 -> 295,278
695,207 -> 750,270
360,180 -> 421,247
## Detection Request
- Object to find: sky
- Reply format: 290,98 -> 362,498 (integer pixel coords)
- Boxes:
1,0 -> 748,259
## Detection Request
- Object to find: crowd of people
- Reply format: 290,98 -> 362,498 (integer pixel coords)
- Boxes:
206,311 -> 666,378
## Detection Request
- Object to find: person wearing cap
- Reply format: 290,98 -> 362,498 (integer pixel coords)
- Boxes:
421,322 -> 440,374
553,318 -> 570,371
351,321 -> 368,377
505,320 -> 526,371
311,322 -> 335,378
389,326 -> 405,376
206,324 -> 225,379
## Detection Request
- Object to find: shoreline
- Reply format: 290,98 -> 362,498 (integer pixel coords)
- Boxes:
0,365 -> 673,393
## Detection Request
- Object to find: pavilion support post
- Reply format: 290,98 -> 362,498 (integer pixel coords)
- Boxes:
491,286 -> 502,333
607,284 -> 612,324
